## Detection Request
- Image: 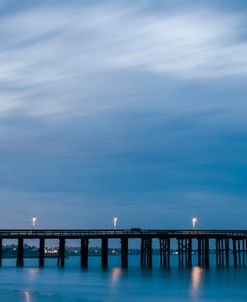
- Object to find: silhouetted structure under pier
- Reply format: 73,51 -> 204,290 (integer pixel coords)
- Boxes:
0,229 -> 247,268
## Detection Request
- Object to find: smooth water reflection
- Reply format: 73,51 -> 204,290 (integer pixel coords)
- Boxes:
111,268 -> 122,286
0,256 -> 246,301
191,267 -> 203,295
24,291 -> 31,302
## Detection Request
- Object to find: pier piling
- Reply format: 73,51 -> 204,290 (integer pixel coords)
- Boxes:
160,237 -> 170,268
0,238 -> 2,267
58,238 -> 65,268
101,238 -> 108,268
81,238 -> 89,269
16,238 -> 24,267
121,237 -> 128,268
198,238 -> 202,267
141,238 -> 152,268
177,238 -> 192,268
39,238 -> 45,267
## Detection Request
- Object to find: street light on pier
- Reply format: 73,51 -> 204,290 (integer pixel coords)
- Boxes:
113,217 -> 118,229
32,216 -> 37,230
192,217 -> 197,229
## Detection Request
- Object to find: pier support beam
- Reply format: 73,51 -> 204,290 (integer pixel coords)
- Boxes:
221,239 -> 225,267
39,238 -> 45,268
225,239 -> 229,268
215,238 -> 221,267
204,238 -> 210,268
121,237 -> 128,268
216,238 -> 228,268
198,238 -> 202,267
233,239 -> 237,267
81,238 -> 89,269
246,239 -> 247,266
58,238 -> 65,268
243,239 -> 247,263
101,238 -> 108,268
177,238 -> 192,268
160,238 -> 170,268
197,238 -> 210,268
231,238 -> 246,268
188,238 -> 192,267
238,240 -> 242,267
242,239 -> 245,266
16,238 -> 24,267
140,238 -> 152,268
0,238 -> 2,267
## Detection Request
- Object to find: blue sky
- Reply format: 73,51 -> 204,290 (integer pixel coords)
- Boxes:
1,0 -> 247,229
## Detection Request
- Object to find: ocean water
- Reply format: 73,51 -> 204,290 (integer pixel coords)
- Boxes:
0,255 -> 246,302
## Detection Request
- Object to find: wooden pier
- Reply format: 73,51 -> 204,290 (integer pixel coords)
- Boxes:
0,229 -> 247,268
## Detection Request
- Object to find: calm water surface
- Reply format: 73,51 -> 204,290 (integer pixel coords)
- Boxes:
0,256 -> 246,301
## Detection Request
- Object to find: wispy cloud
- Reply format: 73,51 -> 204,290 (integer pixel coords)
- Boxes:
0,1 -> 247,227
0,2 -> 247,116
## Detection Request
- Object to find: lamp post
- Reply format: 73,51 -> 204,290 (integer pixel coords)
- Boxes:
192,217 -> 197,229
113,217 -> 118,229
32,216 -> 37,230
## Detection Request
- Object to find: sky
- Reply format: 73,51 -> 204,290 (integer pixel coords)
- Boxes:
1,0 -> 247,229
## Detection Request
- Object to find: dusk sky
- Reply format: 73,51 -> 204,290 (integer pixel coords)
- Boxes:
1,0 -> 247,229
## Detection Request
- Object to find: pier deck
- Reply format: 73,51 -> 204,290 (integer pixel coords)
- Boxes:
0,229 -> 246,268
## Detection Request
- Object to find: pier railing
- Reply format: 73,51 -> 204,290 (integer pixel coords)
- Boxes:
0,229 -> 247,238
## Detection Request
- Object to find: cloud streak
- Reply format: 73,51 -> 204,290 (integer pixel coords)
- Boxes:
0,1 -> 247,227
0,1 -> 247,117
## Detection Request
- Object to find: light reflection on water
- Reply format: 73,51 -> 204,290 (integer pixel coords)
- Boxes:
28,268 -> 38,276
191,267 -> 203,296
111,268 -> 122,286
24,291 -> 31,302
0,256 -> 246,302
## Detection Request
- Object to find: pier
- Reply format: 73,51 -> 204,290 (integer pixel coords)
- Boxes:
0,229 -> 247,268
